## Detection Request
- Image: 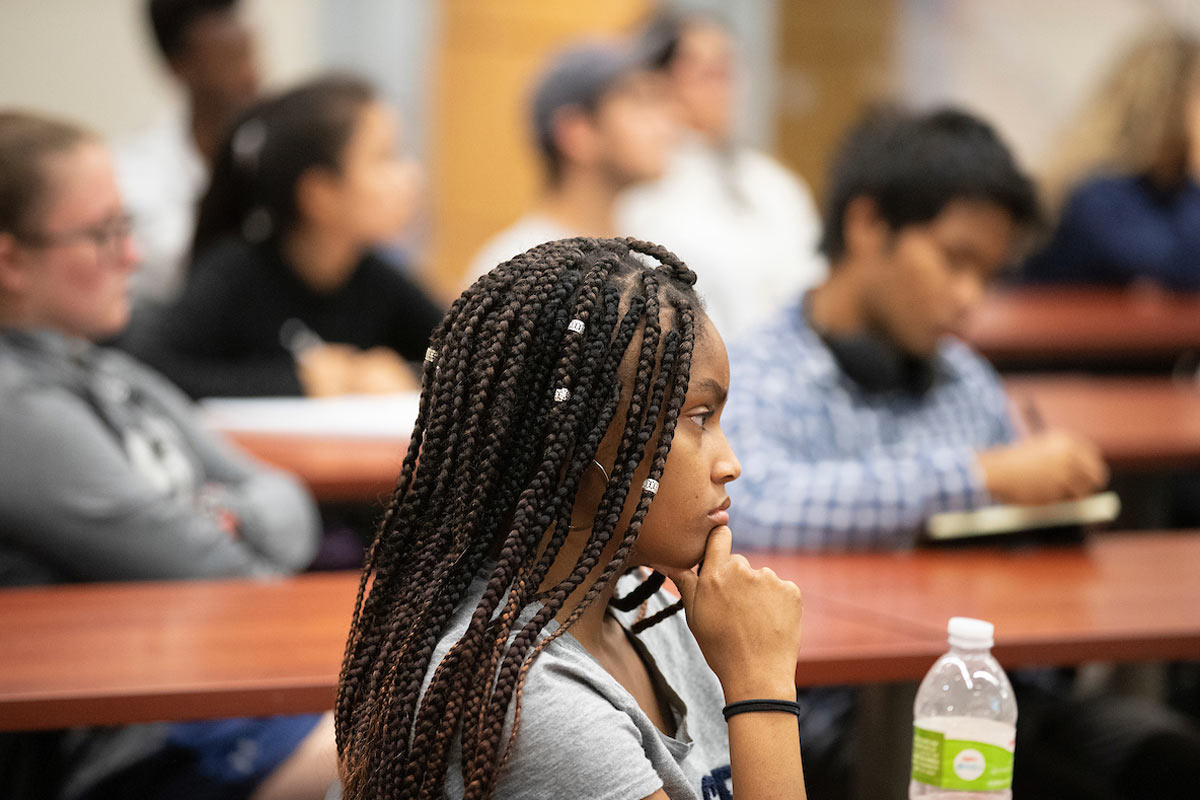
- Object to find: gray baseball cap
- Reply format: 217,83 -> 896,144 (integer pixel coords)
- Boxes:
531,39 -> 647,158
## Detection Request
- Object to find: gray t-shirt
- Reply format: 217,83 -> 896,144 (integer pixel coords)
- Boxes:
422,572 -> 733,800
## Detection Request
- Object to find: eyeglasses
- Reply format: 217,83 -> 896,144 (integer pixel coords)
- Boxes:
19,213 -> 135,261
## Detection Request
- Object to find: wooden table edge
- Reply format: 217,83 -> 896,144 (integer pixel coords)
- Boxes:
802,589 -> 1200,678
0,681 -> 337,732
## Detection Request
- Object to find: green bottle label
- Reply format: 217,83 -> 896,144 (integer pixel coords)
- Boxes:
911,725 -> 1014,791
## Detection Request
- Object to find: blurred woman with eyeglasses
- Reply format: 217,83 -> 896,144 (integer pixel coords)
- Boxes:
0,109 -> 335,800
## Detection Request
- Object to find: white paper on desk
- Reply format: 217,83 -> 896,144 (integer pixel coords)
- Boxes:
201,393 -> 420,438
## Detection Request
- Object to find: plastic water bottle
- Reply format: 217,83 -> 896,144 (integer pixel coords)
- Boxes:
909,617 -> 1017,799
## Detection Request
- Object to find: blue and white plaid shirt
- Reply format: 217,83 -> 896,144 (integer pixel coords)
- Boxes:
724,297 -> 1015,551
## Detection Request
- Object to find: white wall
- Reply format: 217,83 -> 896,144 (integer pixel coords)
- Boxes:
0,0 -> 779,155
895,0 -> 1200,172
319,0 -> 439,158
0,0 -> 323,142
9,1 -> 1193,187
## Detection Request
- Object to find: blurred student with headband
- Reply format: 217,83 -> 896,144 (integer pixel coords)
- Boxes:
124,74 -> 443,399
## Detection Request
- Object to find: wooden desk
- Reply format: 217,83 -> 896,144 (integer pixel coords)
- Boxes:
0,573 -> 357,731
224,432 -> 407,503
0,573 -> 938,731
964,287 -> 1200,368
1005,375 -> 1200,471
5,534 -> 1196,731
754,532 -> 1200,672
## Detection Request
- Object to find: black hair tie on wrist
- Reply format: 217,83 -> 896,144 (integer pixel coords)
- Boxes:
722,699 -> 803,722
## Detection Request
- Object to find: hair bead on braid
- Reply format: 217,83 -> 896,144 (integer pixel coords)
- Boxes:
336,237 -> 703,800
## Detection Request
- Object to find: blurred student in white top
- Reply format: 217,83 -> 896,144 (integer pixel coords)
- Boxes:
115,0 -> 260,305
618,9 -> 827,340
463,39 -> 675,287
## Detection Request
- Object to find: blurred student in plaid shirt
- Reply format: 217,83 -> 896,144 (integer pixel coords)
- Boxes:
724,107 -> 1108,553
721,107 -> 1129,799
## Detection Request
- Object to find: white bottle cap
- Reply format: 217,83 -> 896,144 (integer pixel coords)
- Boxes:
947,616 -> 995,649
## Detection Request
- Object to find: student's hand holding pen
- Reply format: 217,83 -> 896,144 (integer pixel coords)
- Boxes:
977,430 -> 1110,505
349,347 -> 420,394
297,345 -> 420,396
284,319 -> 419,396
297,343 -> 359,397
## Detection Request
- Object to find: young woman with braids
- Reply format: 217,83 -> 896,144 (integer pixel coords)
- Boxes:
336,237 -> 806,799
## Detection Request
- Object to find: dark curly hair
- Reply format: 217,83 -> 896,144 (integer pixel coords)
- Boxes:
147,0 -> 238,61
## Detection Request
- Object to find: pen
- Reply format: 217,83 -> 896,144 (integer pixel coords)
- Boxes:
279,318 -> 324,361
1021,397 -> 1045,434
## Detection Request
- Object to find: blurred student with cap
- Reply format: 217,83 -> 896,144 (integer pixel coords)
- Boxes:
618,8 -> 826,341
115,0 -> 261,306
463,38 -> 675,285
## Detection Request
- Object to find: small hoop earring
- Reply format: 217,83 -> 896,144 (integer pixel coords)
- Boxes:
569,459 -> 610,531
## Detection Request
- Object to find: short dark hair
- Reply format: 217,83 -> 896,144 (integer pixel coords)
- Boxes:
147,0 -> 238,61
818,106 -> 1041,262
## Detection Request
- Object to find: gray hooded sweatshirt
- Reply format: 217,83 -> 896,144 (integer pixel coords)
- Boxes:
0,328 -> 324,798
0,327 -> 320,584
